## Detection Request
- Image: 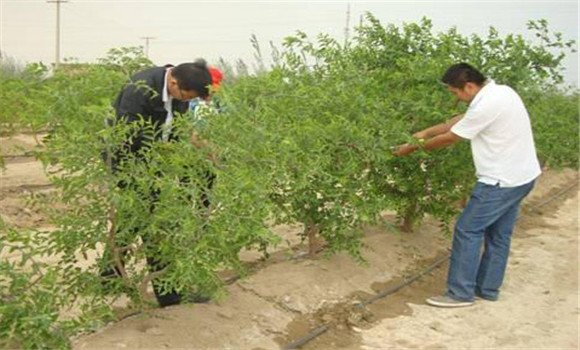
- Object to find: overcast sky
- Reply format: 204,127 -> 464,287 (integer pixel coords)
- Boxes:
1,0 -> 578,86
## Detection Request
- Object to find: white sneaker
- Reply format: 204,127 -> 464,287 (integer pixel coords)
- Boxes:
426,295 -> 474,308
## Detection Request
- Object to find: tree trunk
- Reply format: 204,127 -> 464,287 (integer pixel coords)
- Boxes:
306,221 -> 319,256
401,216 -> 414,233
400,203 -> 418,233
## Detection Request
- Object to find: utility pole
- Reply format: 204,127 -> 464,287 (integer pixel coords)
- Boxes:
0,0 -> 4,59
344,2 -> 351,47
140,36 -> 156,59
47,0 -> 68,70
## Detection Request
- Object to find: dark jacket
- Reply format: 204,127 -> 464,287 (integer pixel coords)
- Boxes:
111,66 -> 189,154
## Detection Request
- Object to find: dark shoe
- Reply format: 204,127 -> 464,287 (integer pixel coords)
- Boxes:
185,291 -> 211,304
155,291 -> 210,307
156,292 -> 183,308
426,295 -> 474,308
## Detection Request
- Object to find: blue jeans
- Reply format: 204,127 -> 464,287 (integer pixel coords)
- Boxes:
447,180 -> 535,301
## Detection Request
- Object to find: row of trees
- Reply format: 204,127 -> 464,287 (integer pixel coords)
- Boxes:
1,15 -> 577,348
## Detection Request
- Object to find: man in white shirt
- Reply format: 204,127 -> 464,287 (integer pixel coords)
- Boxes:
395,63 -> 541,307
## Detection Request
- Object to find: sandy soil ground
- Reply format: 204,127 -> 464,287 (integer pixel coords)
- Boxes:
1,134 -> 577,349
303,171 -> 579,350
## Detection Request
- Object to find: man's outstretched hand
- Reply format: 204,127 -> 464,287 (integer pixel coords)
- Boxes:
392,143 -> 420,157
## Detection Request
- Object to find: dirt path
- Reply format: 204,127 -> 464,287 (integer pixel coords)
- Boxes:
302,172 -> 579,350
350,190 -> 579,350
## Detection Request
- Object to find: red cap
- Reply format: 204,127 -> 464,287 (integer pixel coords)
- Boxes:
209,67 -> 223,88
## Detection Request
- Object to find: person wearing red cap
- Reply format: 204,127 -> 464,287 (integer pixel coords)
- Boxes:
188,60 -> 224,145
186,61 -> 224,243
189,60 -> 224,123
208,66 -> 223,90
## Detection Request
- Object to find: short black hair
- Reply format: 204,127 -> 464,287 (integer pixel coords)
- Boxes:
172,62 -> 212,98
193,58 -> 207,67
441,63 -> 486,89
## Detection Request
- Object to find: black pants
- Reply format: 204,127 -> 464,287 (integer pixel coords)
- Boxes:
104,170 -> 215,307
148,171 -> 215,306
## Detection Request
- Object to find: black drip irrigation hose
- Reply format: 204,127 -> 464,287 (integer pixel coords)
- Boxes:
357,252 -> 452,309
282,325 -> 330,350
279,253 -> 452,350
281,252 -> 452,350
1,151 -> 38,159
2,153 -> 34,159
525,182 -> 578,213
281,181 -> 578,350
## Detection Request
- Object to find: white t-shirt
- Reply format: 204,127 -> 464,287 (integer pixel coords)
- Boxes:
451,80 -> 541,187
